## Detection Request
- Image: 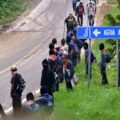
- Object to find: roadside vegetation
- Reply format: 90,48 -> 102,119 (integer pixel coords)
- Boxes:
0,0 -> 28,25
52,1 -> 120,120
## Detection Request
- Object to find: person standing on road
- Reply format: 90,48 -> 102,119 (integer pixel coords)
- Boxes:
40,59 -> 55,96
65,13 -> 76,34
76,2 -> 85,26
99,43 -> 108,85
48,49 -> 60,91
87,2 -> 96,26
10,66 -> 25,115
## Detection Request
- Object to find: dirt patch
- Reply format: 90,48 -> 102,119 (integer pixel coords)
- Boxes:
96,1 -> 113,26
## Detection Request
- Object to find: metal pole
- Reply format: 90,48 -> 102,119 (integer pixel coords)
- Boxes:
86,0 -> 91,87
116,39 -> 119,89
88,39 -> 91,87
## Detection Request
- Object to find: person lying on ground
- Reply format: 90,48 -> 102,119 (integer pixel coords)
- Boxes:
36,93 -> 54,107
23,92 -> 40,111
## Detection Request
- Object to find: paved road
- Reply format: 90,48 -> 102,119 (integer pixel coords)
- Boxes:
0,0 -> 88,110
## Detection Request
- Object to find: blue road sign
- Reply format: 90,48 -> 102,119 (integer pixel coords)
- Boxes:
90,26 -> 120,39
77,27 -> 89,39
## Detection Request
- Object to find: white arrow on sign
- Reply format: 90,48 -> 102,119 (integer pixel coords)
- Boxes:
93,29 -> 101,37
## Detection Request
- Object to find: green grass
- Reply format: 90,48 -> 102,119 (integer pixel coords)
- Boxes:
0,0 -> 28,25
9,39 -> 119,120
52,40 -> 119,120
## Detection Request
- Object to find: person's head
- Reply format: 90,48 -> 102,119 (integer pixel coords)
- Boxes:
90,2 -> 93,7
49,49 -> 55,56
69,13 -> 73,18
26,92 -> 34,101
55,45 -> 61,52
49,43 -> 54,50
52,38 -> 57,45
61,38 -> 66,46
42,59 -> 49,69
99,43 -> 105,51
80,2 -> 83,5
84,42 -> 88,50
62,55 -> 69,64
10,65 -> 17,75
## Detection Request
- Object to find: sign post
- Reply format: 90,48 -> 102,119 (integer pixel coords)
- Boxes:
116,40 -> 119,89
77,26 -> 120,88
88,39 -> 91,87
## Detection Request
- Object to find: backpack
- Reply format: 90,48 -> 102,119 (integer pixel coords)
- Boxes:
16,76 -> 26,94
91,52 -> 96,63
106,53 -> 111,63
76,40 -> 84,49
78,6 -> 84,15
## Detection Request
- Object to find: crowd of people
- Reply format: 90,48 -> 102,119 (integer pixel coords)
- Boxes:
0,0 -> 111,119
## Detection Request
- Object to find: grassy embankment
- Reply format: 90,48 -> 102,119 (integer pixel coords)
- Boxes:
0,0 -> 28,25
52,1 -> 120,120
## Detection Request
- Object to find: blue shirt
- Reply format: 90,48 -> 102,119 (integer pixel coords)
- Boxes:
100,51 -> 106,69
72,0 -> 78,3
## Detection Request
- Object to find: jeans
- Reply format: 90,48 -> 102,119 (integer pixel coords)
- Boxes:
72,3 -> 77,12
88,15 -> 94,26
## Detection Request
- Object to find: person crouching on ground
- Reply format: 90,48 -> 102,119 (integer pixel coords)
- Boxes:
23,92 -> 40,111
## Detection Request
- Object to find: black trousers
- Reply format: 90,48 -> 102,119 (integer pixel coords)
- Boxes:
77,15 -> 83,26
65,79 -> 73,90
40,87 -> 53,97
88,15 -> 94,26
72,3 -> 77,12
100,67 -> 108,85
12,94 -> 22,115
